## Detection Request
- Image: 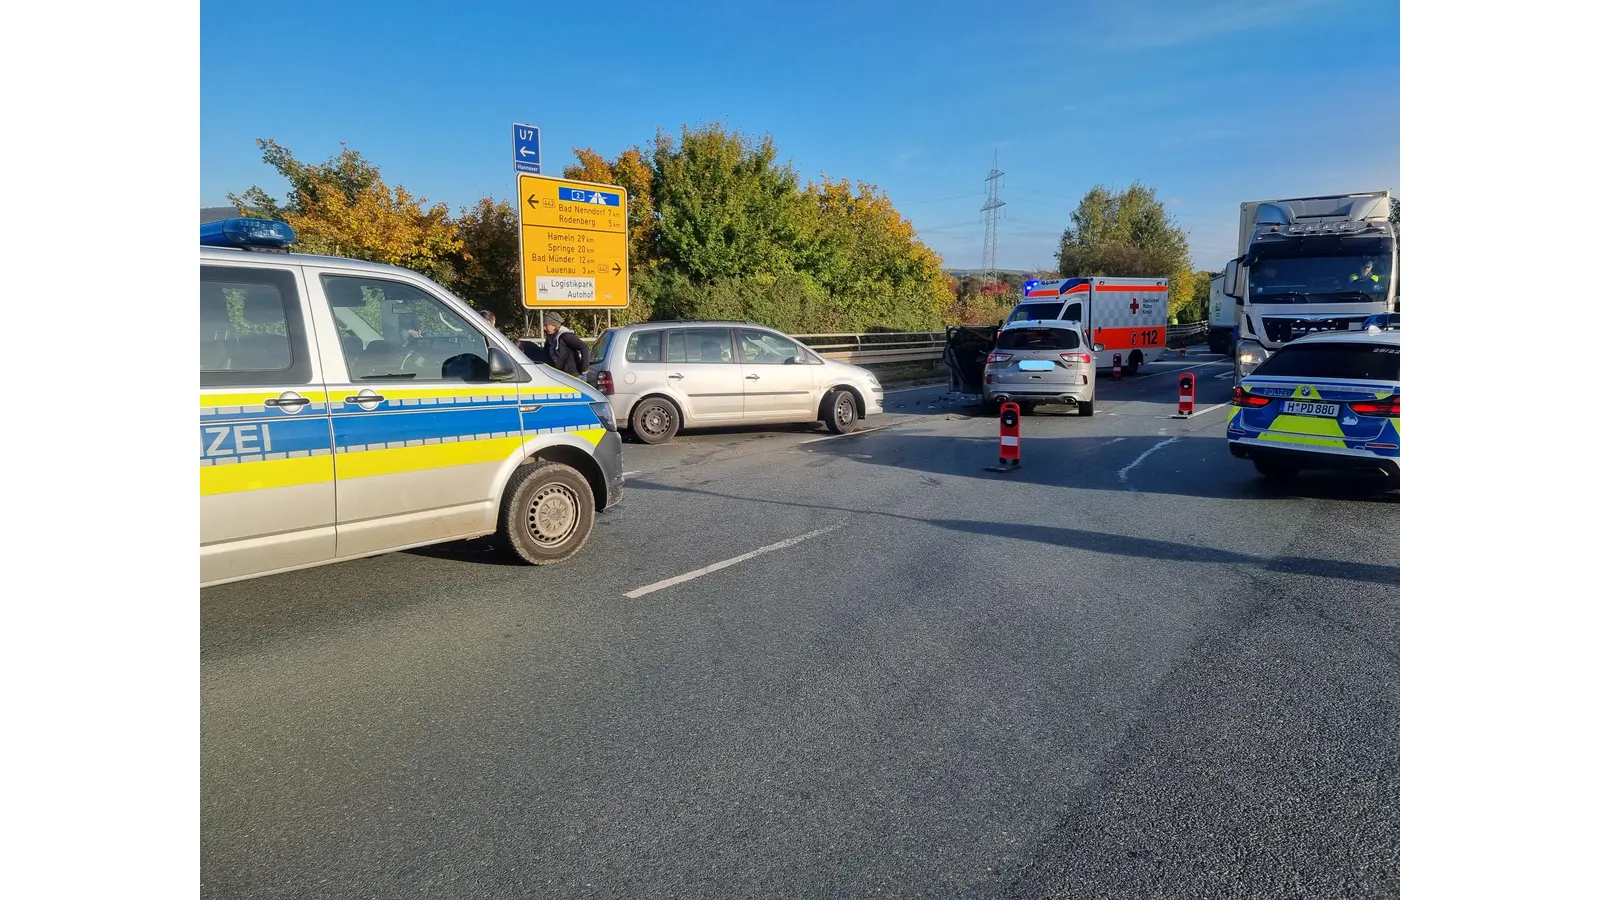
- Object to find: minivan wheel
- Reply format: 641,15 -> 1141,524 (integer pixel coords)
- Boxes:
630,397 -> 680,444
824,389 -> 860,433
497,461 -> 595,565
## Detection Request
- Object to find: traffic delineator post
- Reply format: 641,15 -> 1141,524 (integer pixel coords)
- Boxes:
1112,353 -> 1123,380
986,402 -> 1022,473
1177,371 -> 1196,417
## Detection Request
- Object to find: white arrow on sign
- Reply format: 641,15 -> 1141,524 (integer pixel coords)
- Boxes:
519,146 -> 537,158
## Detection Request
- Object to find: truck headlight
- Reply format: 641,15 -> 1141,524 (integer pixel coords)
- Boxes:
589,401 -> 617,432
1237,340 -> 1269,376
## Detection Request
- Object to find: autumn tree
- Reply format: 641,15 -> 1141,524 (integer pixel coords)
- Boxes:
1055,182 -> 1193,315
229,139 -> 461,287
448,197 -> 522,325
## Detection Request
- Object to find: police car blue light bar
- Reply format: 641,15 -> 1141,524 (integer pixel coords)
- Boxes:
200,217 -> 296,249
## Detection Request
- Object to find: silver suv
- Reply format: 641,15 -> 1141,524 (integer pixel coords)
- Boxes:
983,319 -> 1103,416
586,321 -> 885,443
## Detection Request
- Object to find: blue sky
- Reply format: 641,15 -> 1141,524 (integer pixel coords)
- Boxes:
201,0 -> 1398,272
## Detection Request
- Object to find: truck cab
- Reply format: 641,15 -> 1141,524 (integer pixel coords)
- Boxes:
1222,192 -> 1397,384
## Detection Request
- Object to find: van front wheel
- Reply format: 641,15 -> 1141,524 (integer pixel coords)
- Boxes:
824,390 -> 860,433
497,461 -> 595,565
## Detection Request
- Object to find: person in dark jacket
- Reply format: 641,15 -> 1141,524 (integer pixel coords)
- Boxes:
541,312 -> 589,377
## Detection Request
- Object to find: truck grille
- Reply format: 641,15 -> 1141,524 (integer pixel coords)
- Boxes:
1261,315 -> 1368,344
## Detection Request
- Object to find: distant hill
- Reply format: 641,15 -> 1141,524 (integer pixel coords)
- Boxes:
201,206 -> 239,223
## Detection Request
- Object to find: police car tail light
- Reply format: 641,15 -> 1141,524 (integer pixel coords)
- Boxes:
1232,386 -> 1272,408
595,370 -> 615,396
1349,396 -> 1399,417
987,352 -> 1013,365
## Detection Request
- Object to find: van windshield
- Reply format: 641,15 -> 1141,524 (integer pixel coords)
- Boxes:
1007,303 -> 1062,323
997,327 -> 1081,351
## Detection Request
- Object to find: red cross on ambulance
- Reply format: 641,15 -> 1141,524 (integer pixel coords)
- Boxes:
1129,298 -> 1140,313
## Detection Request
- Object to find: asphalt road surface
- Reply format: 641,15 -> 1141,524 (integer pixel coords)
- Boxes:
201,352 -> 1400,899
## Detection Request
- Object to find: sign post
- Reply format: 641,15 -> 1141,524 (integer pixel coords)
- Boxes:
516,173 -> 629,311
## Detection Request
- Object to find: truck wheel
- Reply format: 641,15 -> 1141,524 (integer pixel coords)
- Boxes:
1125,352 -> 1142,376
1254,459 -> 1298,481
630,397 -> 680,444
1078,399 -> 1095,417
824,389 -> 860,433
496,460 -> 595,565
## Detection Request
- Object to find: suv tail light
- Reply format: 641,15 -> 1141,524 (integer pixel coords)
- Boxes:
1059,353 -> 1093,364
1348,396 -> 1399,417
596,370 -> 615,396
1232,386 -> 1272,408
986,352 -> 1013,364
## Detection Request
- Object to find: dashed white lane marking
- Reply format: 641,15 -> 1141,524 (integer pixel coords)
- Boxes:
797,425 -> 891,444
1123,358 -> 1230,382
1117,437 -> 1180,487
624,523 -> 847,599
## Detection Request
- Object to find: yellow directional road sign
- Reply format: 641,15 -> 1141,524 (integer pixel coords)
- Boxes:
517,173 -> 629,309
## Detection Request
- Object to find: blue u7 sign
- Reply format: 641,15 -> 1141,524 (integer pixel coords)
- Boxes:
513,123 -> 541,174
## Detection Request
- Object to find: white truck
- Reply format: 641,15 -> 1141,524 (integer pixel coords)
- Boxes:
1206,272 -> 1233,355
1221,191 -> 1397,382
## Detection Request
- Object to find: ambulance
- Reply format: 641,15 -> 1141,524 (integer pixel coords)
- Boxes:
200,217 -> 625,587
1007,277 -> 1169,375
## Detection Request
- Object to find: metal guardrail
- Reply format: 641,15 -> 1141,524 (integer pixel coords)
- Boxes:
796,324 -> 1212,364
793,332 -> 947,364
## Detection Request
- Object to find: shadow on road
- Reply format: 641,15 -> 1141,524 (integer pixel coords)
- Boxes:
801,431 -> 1400,504
622,479 -> 1399,588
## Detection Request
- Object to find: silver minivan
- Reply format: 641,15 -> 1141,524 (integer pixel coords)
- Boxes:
587,321 -> 885,443
982,319 -> 1103,416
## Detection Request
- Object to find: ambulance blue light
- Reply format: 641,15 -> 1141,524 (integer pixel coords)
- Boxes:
200,217 -> 296,249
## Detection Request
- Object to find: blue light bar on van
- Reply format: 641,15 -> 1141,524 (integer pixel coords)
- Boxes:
200,217 -> 296,249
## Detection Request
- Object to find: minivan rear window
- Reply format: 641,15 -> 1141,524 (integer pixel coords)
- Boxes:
997,327 -> 1081,351
1252,341 -> 1399,381
625,330 -> 663,362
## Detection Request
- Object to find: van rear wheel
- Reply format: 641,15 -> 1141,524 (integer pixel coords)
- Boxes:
630,397 -> 680,444
497,461 -> 595,565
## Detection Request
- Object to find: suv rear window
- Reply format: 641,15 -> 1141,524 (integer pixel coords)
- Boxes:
997,327 -> 1081,351
1253,341 -> 1399,381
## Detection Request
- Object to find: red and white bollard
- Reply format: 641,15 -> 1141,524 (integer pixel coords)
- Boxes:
988,401 -> 1022,472
1112,353 -> 1123,380
1177,371 -> 1196,417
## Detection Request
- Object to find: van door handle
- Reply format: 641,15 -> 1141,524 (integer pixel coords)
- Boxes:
668,373 -> 683,380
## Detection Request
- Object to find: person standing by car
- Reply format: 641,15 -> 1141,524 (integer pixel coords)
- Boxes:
542,312 -> 589,377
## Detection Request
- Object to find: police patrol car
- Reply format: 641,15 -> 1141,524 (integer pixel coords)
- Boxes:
200,218 -> 624,587
1226,325 -> 1399,481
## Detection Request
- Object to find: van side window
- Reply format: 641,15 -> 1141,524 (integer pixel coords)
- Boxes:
201,265 -> 314,388
683,328 -> 734,363
320,275 -> 492,382
666,330 -> 686,363
626,331 -> 663,362
1064,302 -> 1082,322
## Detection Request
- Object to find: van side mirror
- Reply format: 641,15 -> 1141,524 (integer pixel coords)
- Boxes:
488,347 -> 518,381
1223,259 -> 1243,300
1092,342 -> 1106,353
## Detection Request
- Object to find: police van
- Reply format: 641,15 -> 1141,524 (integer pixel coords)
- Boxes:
200,218 -> 624,587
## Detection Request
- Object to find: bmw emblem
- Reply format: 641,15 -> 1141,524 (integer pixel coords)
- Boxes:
1300,387 -> 1311,397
